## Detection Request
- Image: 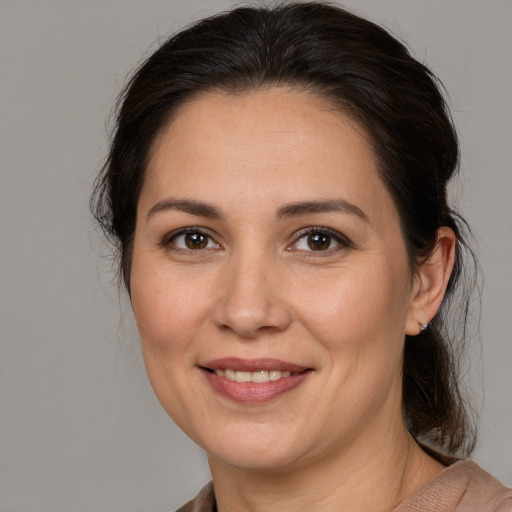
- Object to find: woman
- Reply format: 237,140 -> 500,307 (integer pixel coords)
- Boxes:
92,2 -> 511,510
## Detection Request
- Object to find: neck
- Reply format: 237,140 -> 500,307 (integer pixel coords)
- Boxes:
209,421 -> 445,512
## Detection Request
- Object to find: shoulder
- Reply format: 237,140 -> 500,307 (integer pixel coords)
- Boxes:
175,464 -> 512,512
393,460 -> 512,511
175,482 -> 215,512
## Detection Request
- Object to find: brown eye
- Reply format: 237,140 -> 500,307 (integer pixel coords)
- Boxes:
168,230 -> 219,251
307,232 -> 332,251
291,228 -> 350,254
184,232 -> 208,249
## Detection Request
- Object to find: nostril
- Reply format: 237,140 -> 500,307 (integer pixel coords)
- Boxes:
211,300 -> 293,339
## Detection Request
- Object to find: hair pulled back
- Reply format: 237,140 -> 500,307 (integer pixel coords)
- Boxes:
92,1 -> 477,457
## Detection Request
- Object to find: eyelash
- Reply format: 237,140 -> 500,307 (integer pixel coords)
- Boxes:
290,227 -> 352,254
160,227 -> 220,252
160,226 -> 352,254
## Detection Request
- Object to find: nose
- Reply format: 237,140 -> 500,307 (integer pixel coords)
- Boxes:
211,250 -> 292,339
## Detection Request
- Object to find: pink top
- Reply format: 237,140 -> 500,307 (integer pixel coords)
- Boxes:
177,461 -> 512,511
392,460 -> 511,511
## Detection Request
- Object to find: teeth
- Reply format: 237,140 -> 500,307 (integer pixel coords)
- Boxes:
270,370 -> 281,381
235,371 -> 251,383
252,370 -> 269,383
214,369 -> 295,383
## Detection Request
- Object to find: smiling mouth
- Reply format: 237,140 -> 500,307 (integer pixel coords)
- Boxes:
200,358 -> 312,403
207,368 -> 299,383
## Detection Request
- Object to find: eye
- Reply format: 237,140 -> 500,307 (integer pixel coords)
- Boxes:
291,228 -> 350,253
165,229 -> 220,251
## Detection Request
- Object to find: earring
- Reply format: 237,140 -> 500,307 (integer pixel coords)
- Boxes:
420,323 -> 429,332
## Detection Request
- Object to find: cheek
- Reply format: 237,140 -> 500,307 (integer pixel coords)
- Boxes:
290,260 -> 411,414
130,260 -> 210,360
129,263 -> 213,431
293,262 -> 410,349
294,264 -> 410,417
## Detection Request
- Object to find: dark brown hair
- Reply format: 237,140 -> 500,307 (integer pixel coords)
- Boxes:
92,2 -> 477,456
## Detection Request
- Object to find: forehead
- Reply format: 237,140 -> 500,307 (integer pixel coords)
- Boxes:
150,86 -> 372,166
141,87 -> 398,227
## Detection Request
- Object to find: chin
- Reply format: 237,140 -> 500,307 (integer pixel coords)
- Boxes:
201,421 -> 315,472
209,445 -> 303,472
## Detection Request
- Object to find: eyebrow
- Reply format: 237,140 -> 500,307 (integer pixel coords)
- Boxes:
146,199 -> 224,221
146,197 -> 368,223
276,199 -> 368,222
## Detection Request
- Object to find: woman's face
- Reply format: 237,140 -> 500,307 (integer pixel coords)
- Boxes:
131,87 -> 420,471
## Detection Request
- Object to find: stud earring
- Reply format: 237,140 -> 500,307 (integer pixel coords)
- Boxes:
420,323 -> 429,332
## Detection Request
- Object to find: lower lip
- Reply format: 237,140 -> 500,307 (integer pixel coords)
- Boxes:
201,369 -> 311,403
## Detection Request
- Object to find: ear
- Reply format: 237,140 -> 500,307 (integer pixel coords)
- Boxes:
405,227 -> 456,336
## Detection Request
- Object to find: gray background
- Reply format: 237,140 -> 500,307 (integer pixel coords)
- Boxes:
1,0 -> 511,510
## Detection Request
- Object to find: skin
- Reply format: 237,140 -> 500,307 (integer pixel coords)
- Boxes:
130,87 -> 455,511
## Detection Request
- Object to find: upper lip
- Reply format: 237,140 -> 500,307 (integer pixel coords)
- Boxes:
200,358 -> 310,373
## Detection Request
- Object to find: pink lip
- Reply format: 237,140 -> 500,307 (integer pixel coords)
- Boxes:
199,358 -> 312,403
